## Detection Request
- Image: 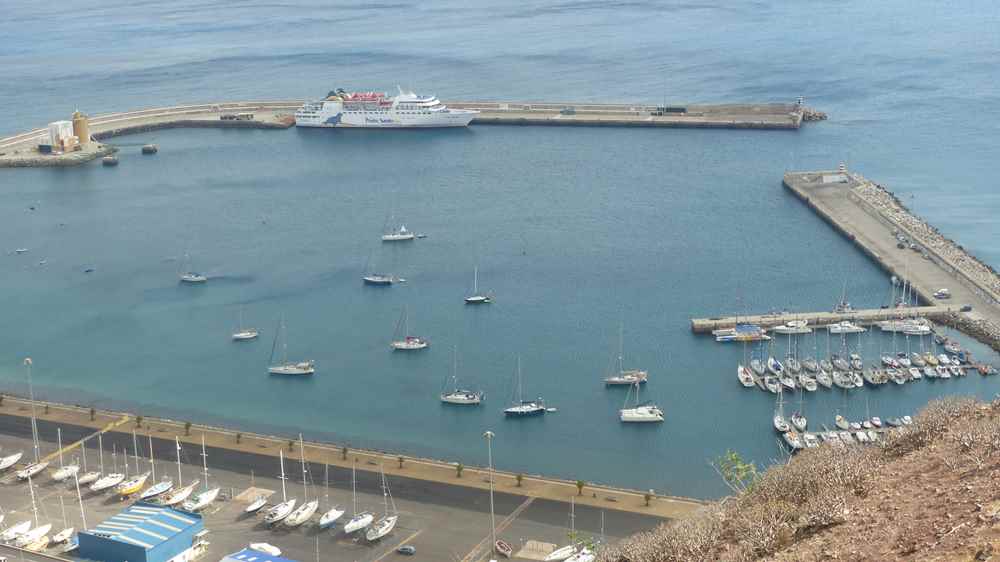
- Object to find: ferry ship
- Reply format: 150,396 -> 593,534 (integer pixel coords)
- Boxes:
294,88 -> 477,128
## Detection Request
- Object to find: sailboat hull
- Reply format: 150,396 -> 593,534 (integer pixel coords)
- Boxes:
90,473 -> 125,492
17,461 -> 50,480
283,500 -> 319,527
342,513 -> 374,534
319,507 -> 346,528
183,487 -> 220,512
365,515 -> 398,541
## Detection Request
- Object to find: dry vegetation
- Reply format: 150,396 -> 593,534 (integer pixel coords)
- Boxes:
600,397 -> 1000,562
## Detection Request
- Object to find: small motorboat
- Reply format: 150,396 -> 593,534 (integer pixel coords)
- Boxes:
881,355 -> 899,368
834,415 -> 850,431
870,416 -> 883,428
737,365 -> 755,388
849,353 -> 863,371
923,366 -> 936,378
815,370 -> 833,389
901,415 -> 913,425
363,273 -> 396,285
495,539 -> 514,558
924,353 -> 939,366
938,354 -> 952,366
798,374 -> 818,392
773,413 -> 790,433
179,272 -> 208,283
790,412 -> 807,432
886,417 -> 903,427
782,431 -> 804,450
896,352 -> 911,368
950,366 -> 964,377
802,357 -> 819,373
910,352 -> 926,367
937,366 -> 951,379
908,367 -> 922,380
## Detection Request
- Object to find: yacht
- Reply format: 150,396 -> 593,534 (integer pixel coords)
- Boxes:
390,307 -> 429,351
268,316 -> 315,375
295,87 -> 478,128
619,379 -> 663,423
504,357 -> 546,417
770,319 -> 812,334
828,321 -> 865,334
736,365 -> 755,388
381,224 -> 415,242
179,272 -> 207,284
464,267 -> 492,304
363,273 -> 397,285
440,347 -> 484,405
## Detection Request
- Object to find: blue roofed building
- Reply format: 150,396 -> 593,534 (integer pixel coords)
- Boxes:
78,502 -> 206,562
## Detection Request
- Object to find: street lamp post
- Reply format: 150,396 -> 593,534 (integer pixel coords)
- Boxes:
483,430 -> 496,556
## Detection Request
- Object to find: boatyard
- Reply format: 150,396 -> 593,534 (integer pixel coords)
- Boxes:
0,99 -> 823,168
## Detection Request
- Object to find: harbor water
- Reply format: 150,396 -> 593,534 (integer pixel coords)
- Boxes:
1,0 -> 998,499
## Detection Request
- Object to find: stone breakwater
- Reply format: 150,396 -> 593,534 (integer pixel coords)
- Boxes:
853,176 -> 1000,302
941,312 -> 1000,353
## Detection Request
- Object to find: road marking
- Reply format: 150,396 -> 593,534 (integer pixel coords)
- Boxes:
461,496 -> 535,562
373,529 -> 422,562
40,414 -> 132,464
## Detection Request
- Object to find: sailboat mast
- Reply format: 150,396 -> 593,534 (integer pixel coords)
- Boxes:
201,435 -> 209,491
351,460 -> 357,516
82,437 -> 88,472
149,434 -> 155,480
132,431 -> 140,474
25,358 -> 40,463
618,321 -> 625,373
324,463 -> 329,507
98,434 -> 104,474
279,449 -> 287,502
380,465 -> 388,516
60,494 -> 67,528
175,436 -> 182,486
74,472 -> 87,529
299,434 -> 308,501
474,267 -> 479,293
58,428 -> 64,468
28,473 -> 38,525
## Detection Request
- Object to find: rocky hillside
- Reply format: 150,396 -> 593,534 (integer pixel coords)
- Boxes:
601,397 -> 1000,562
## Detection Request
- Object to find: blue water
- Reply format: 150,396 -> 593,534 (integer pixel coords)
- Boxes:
1,1 -> 999,499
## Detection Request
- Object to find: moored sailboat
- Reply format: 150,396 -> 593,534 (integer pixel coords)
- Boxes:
464,266 -> 492,304
504,356 -> 546,417
390,307 -> 429,350
365,464 -> 399,541
268,315 -> 315,375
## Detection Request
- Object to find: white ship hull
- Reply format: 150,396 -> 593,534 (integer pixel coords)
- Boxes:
295,88 -> 477,129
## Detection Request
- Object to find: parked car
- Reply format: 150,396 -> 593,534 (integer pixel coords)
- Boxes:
960,304 -> 973,312
397,545 -> 416,555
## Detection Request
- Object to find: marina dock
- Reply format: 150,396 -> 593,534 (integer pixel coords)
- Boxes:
780,169 -> 1000,351
691,305 -> 955,333
1,99 -> 823,168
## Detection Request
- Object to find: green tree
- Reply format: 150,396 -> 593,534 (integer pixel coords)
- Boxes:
184,421 -> 192,436
515,473 -> 523,487
236,432 -> 242,444
644,492 -> 652,506
398,456 -> 405,469
135,415 -> 143,428
711,449 -> 759,494
341,446 -> 348,460
575,480 -> 585,496
89,407 -> 96,421
456,463 -> 464,478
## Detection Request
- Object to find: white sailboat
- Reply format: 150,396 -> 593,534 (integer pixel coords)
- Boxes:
390,306 -> 429,350
619,381 -> 664,423
318,464 -> 345,529
52,495 -> 73,544
62,471 -> 88,553
264,450 -> 297,525
365,464 -> 398,541
161,437 -> 197,506
603,323 -> 648,386
544,497 -> 579,561
268,315 -> 315,375
15,474 -> 52,548
464,267 -> 492,304
77,437 -> 100,485
90,439 -> 124,492
1,520 -> 32,541
283,435 -> 319,527
182,435 -> 220,512
51,428 -> 80,482
504,356 -> 546,417
232,306 -> 259,341
141,434 -> 173,500
440,346 -> 484,405
17,358 -> 50,481
179,253 -> 208,283
0,450 -> 24,471
342,460 -> 374,534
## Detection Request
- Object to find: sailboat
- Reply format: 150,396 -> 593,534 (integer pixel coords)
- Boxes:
1,520 -> 32,542
773,386 -> 790,433
161,437 -> 198,506
90,438 -> 125,492
619,381 -> 664,423
115,443 -> 150,497
440,346 -> 484,405
504,356 -> 546,417
318,464 -> 345,529
51,428 -> 80,482
390,307 -> 429,350
61,471 -> 88,553
343,460 -> 374,534
17,359 -> 49,481
362,250 -> 399,285
232,306 -> 259,341
603,323 -> 648,386
15,474 -> 52,548
268,315 -> 315,375
283,434 -> 319,527
0,450 -> 24,471
365,464 -> 399,541
182,435 -> 220,512
464,267 -> 492,304
544,497 -> 579,561
77,437 -> 100,485
52,495 -> 73,544
141,434 -> 174,500
179,253 -> 208,283
264,450 -> 297,525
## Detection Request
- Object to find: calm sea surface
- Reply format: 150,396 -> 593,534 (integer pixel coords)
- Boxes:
1,1 -> 998,499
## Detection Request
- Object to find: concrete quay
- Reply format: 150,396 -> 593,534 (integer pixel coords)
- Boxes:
0,396 -> 705,522
0,99 -> 822,168
691,305 -> 955,334
782,170 -> 1000,351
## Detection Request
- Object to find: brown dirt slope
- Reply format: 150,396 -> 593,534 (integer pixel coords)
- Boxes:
600,397 -> 1000,562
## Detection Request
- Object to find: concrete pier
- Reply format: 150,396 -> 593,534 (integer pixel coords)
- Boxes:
691,305 -> 955,333
1,99 -> 822,168
782,170 -> 1000,351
